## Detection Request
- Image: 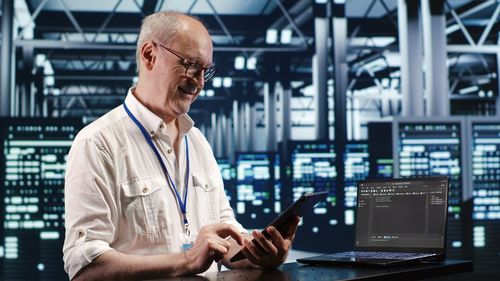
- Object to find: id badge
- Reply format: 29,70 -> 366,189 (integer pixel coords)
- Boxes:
180,232 -> 196,252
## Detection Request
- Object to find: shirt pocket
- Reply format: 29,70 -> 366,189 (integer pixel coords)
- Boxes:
120,177 -> 164,234
192,173 -> 221,224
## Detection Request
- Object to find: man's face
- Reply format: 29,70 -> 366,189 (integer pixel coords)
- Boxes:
153,23 -> 213,118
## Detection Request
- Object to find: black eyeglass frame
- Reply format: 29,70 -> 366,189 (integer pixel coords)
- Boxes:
153,41 -> 217,82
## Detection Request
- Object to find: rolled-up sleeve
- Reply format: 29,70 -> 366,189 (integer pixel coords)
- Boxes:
63,135 -> 118,280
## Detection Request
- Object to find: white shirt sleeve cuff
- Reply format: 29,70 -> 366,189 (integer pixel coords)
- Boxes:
68,239 -> 113,280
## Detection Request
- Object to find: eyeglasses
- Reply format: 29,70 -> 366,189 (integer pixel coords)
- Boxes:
153,41 -> 217,82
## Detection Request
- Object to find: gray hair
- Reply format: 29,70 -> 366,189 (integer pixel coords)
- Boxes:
135,11 -> 205,72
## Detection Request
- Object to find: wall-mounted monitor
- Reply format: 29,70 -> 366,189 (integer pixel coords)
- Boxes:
286,141 -> 340,252
235,152 -> 280,229
393,117 -> 468,259
0,118 -> 82,280
343,142 -> 370,225
467,117 -> 500,272
216,157 -> 236,204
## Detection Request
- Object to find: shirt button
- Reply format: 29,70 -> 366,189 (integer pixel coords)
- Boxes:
167,149 -> 172,154
205,184 -> 209,189
142,187 -> 149,193
150,130 -> 155,135
77,231 -> 84,238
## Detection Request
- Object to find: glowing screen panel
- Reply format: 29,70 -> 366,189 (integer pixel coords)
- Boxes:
235,153 -> 280,229
343,142 -> 370,226
0,118 -> 82,280
469,120 -> 500,272
288,142 -> 338,251
395,119 -> 464,259
356,177 -> 448,249
216,157 -> 236,204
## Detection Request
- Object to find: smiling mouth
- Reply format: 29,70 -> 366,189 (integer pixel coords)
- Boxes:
179,88 -> 195,95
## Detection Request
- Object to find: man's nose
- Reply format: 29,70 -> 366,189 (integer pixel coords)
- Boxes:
190,71 -> 205,87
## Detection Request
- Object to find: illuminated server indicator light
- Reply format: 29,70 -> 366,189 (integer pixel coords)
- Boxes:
265,29 -> 278,44
212,77 -> 222,88
274,202 -> 281,213
234,56 -> 245,70
222,77 -> 232,88
40,231 -> 60,240
313,208 -> 327,214
252,200 -> 263,206
246,57 -> 257,70
237,202 -> 245,214
5,236 -> 19,259
205,89 -> 215,97
473,226 -> 485,248
280,29 -> 292,44
345,210 -> 355,225
344,186 -> 357,207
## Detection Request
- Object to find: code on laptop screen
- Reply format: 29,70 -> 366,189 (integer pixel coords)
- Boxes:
356,178 -> 448,249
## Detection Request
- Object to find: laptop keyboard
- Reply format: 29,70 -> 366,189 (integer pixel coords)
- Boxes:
329,251 -> 433,260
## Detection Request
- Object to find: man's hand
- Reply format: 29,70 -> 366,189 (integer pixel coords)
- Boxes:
241,216 -> 300,268
184,223 -> 244,274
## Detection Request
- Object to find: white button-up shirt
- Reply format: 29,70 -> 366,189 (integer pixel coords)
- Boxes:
63,89 -> 244,279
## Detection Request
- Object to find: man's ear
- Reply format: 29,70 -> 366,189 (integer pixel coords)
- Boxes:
140,42 -> 156,70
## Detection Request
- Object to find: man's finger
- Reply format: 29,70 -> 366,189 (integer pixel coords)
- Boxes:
252,230 -> 278,255
212,224 -> 245,245
213,236 -> 232,249
208,241 -> 229,259
242,239 -> 261,265
267,226 -> 287,250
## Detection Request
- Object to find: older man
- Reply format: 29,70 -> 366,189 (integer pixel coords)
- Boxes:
63,11 -> 299,281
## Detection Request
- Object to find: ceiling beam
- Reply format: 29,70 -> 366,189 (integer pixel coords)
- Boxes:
447,45 -> 500,54
141,0 -> 159,16
15,39 -> 308,52
34,11 -> 276,34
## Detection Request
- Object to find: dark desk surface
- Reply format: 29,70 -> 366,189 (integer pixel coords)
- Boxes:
155,260 -> 472,281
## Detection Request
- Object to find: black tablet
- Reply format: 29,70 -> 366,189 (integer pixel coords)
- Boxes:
229,191 -> 329,263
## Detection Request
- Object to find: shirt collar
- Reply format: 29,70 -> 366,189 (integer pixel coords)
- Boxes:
124,87 -> 194,137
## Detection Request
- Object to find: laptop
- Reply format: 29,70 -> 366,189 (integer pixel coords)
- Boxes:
297,176 -> 449,267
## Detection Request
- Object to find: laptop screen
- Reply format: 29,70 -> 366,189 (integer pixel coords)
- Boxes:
355,177 -> 448,252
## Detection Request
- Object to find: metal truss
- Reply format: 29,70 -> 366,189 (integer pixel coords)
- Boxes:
348,0 -> 500,118
345,0 -> 401,118
9,0 -> 315,119
5,0 -> 498,121
445,0 -> 499,99
446,0 -> 499,47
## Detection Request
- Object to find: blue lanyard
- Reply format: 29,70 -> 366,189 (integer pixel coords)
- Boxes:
123,102 -> 191,234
